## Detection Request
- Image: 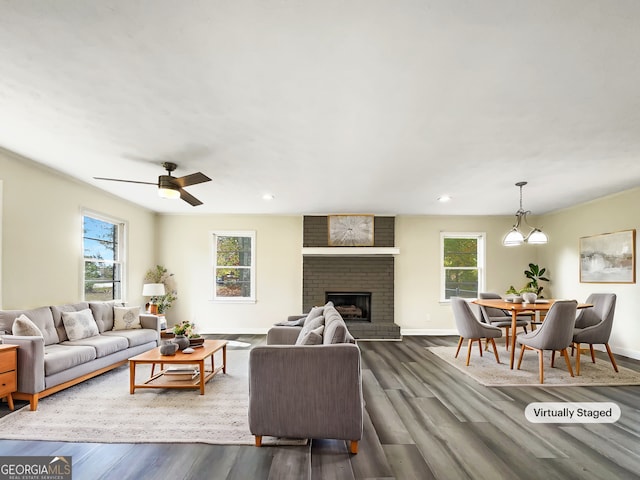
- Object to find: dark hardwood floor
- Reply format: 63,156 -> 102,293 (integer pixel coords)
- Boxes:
1,334 -> 639,480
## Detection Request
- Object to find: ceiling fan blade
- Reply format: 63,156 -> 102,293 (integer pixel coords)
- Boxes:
179,188 -> 203,206
94,177 -> 157,186
174,172 -> 212,188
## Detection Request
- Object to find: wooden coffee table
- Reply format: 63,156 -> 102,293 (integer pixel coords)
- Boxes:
129,339 -> 227,395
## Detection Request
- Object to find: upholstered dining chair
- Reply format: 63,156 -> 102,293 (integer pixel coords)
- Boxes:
451,297 -> 502,366
572,293 -> 618,376
516,300 -> 578,384
478,292 -> 530,350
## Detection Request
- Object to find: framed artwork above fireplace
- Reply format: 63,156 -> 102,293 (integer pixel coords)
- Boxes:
328,215 -> 374,247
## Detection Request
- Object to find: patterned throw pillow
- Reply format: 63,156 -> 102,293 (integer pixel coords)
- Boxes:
62,309 -> 99,341
113,306 -> 142,330
12,314 -> 44,337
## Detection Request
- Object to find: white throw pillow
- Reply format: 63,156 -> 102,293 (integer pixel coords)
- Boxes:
113,306 -> 142,330
12,314 -> 44,337
62,309 -> 99,341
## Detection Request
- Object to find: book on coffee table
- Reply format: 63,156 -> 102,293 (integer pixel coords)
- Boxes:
163,367 -> 199,381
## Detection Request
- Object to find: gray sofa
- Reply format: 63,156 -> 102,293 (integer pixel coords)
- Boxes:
0,301 -> 160,410
248,302 -> 364,454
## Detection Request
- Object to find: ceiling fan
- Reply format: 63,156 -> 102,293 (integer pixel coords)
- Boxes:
94,162 -> 212,206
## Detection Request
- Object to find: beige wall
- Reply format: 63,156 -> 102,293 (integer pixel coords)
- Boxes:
155,214 -> 303,333
0,150 -> 156,309
538,187 -> 640,359
395,215 -> 539,332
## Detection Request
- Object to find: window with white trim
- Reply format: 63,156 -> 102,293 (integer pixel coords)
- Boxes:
82,212 -> 126,301
440,232 -> 485,301
212,231 -> 256,302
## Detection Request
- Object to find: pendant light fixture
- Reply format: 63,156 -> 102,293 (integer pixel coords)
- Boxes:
503,181 -> 548,246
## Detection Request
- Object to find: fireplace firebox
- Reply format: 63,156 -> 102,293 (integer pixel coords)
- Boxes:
325,292 -> 371,322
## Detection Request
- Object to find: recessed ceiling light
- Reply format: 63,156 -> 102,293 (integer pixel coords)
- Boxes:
437,195 -> 451,203
262,193 -> 275,201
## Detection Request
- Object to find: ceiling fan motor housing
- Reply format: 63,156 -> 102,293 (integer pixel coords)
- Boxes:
162,162 -> 178,174
159,175 -> 179,190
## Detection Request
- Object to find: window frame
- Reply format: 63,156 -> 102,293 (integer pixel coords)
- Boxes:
440,231 -> 486,302
211,230 -> 256,303
81,210 -> 127,302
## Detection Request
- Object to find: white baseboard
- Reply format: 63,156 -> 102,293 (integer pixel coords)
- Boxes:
602,344 -> 640,361
200,328 -> 270,335
401,329 -> 458,336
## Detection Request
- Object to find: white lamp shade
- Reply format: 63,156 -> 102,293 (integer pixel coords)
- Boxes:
527,229 -> 548,244
503,229 -> 525,246
142,283 -> 165,296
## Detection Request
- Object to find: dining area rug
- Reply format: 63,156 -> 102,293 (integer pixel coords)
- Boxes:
428,346 -> 640,387
0,348 -> 306,446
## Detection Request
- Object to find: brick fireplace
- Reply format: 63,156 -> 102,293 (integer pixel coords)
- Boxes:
302,216 -> 401,339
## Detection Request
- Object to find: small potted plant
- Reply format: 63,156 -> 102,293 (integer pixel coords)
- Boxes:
172,321 -> 194,350
172,320 -> 203,347
519,286 -> 538,304
505,286 -> 523,303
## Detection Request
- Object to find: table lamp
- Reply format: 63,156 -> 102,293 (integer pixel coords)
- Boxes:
142,283 -> 165,314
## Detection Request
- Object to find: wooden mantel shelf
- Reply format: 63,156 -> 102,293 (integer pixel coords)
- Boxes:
302,247 -> 400,257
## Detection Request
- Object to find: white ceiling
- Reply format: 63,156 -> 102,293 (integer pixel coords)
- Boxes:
1,1 -> 639,215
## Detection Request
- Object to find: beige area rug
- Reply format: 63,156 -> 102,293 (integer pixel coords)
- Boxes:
428,346 -> 640,387
0,348 -> 306,446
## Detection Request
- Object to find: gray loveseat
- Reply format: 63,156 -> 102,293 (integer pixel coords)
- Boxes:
248,302 -> 364,454
0,301 -> 160,410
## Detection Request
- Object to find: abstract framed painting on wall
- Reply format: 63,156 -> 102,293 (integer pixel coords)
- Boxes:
580,229 -> 636,283
328,215 -> 374,247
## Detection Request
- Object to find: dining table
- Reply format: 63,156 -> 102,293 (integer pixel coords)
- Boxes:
472,298 -> 593,369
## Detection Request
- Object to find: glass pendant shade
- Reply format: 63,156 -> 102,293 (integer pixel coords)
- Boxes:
503,229 -> 525,246
527,229 -> 548,245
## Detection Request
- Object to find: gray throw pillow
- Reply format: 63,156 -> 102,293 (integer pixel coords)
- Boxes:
295,315 -> 325,344
295,325 -> 324,345
12,314 -> 44,337
274,316 -> 306,327
305,305 -> 324,322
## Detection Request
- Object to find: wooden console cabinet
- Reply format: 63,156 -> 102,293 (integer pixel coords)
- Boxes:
0,344 -> 18,411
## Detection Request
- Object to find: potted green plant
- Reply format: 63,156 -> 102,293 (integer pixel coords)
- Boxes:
506,286 -> 520,295
524,263 -> 550,297
144,265 -> 178,314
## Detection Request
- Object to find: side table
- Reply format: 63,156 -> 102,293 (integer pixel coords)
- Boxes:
0,344 -> 18,411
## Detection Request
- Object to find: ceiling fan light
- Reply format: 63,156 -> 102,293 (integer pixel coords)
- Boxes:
158,186 -> 180,199
158,175 -> 181,199
527,229 -> 548,245
503,229 -> 525,246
